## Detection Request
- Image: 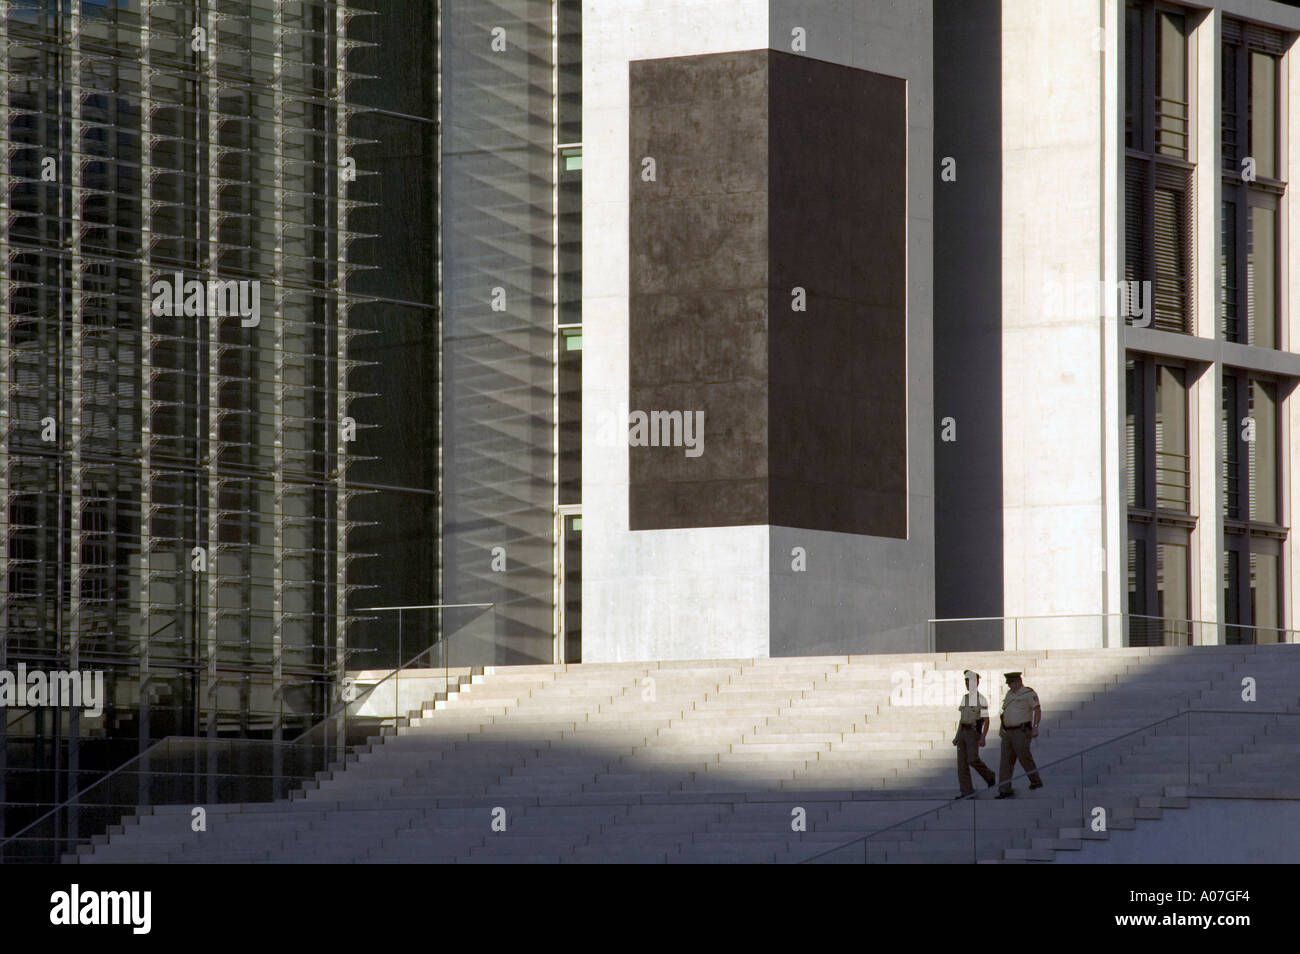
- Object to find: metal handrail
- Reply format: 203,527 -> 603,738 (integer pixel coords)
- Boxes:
928,613 -> 1296,646
361,603 -> 493,611
293,602 -> 496,743
0,603 -> 495,857
799,707 -> 1299,864
0,734 -> 177,855
5,706 -> 39,732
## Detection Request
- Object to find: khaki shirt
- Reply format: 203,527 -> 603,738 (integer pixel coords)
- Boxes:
1001,686 -> 1040,726
957,691 -> 989,727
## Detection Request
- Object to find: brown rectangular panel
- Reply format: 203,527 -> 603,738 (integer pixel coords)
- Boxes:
629,50 -> 771,530
629,50 -> 907,537
768,52 -> 907,538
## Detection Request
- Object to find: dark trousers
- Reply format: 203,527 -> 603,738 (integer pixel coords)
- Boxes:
955,725 -> 995,794
998,725 -> 1042,793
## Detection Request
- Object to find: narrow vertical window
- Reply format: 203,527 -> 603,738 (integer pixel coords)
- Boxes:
1156,12 -> 1188,159
1220,200 -> 1238,341
1126,359 -> 1144,507
1221,43 -> 1239,169
1125,3 -> 1143,150
1247,205 -> 1276,349
563,514 -> 582,662
1157,539 -> 1190,640
1250,551 -> 1280,643
1222,23 -> 1285,349
1155,365 -> 1188,511
1125,3 -> 1193,334
1249,51 -> 1277,180
1248,379 -> 1277,524
558,328 -> 583,505
1152,184 -> 1189,331
1224,548 -> 1243,643
1222,373 -> 1240,520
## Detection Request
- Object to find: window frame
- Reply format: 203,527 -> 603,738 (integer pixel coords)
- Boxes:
1126,352 -> 1197,646
1222,370 -> 1285,532
1125,2 -> 1196,334
1220,22 -> 1287,348
1127,354 -> 1193,516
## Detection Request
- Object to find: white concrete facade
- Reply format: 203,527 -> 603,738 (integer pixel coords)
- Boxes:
1000,0 -> 1120,649
581,1 -> 934,661
582,0 -> 772,663
1002,0 -> 1300,648
581,0 -> 1300,660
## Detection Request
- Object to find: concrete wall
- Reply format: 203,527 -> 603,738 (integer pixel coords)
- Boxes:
1000,0 -> 1121,648
764,1 -> 934,658
583,1 -> 934,661
583,1 -> 773,662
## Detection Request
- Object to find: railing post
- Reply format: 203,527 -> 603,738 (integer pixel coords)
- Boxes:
139,737 -> 150,810
395,607 -> 403,729
1079,753 -> 1084,832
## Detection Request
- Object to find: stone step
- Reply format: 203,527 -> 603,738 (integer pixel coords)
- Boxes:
82,648 -> 1300,865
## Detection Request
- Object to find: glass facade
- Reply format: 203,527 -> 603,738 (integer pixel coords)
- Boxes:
346,0 -> 441,669
0,0 -> 370,841
439,0 -> 564,665
1123,8 -> 1294,646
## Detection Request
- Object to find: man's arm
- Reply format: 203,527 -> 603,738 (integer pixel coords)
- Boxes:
1031,705 -> 1042,737
977,716 -> 989,746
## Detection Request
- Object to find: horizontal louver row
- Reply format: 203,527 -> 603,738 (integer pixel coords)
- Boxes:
1125,157 -> 1192,333
1222,19 -> 1286,54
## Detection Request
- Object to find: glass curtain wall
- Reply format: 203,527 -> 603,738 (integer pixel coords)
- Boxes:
0,0 -> 366,839
439,0 -> 557,664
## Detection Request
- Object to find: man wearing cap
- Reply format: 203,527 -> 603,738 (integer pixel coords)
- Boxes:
995,671 -> 1043,798
952,670 -> 996,797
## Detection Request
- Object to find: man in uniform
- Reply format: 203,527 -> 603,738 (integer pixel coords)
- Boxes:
995,671 -> 1043,798
953,669 -> 996,797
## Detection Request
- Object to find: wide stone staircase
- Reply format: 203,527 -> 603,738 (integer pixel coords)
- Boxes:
70,645 -> 1300,863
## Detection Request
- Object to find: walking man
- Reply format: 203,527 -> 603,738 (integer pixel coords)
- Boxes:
953,669 -> 996,797
995,671 -> 1043,798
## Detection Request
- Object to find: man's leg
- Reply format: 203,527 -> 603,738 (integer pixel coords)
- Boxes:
997,732 -> 1016,794
1010,728 -> 1043,786
951,733 -> 972,800
968,737 -> 996,787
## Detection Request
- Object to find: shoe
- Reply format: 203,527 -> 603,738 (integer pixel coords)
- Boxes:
985,778 -> 997,789
995,791 -> 1016,799
1029,781 -> 1044,790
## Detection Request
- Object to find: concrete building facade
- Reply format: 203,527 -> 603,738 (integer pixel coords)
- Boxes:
579,0 -> 1300,659
985,0 -> 1300,651
583,0 -> 936,661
